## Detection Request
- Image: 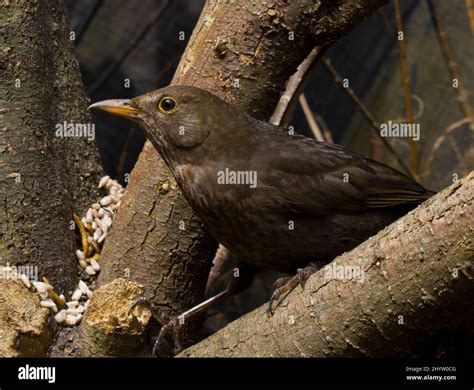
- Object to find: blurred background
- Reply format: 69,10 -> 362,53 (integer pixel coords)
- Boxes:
67,0 -> 473,357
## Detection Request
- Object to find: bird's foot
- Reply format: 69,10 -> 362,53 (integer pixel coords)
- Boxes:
267,263 -> 319,315
130,289 -> 232,356
129,297 -> 184,356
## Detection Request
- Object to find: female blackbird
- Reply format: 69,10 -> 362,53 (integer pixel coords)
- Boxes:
91,86 -> 433,352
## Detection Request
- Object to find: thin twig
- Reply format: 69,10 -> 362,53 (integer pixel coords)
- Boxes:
269,45 -> 330,127
426,0 -> 474,138
298,93 -> 325,142
422,117 -> 472,177
322,58 -> 413,178
74,0 -> 103,46
465,0 -> 474,32
315,113 -> 334,143
379,8 -> 395,36
393,0 -> 418,176
87,0 -> 171,96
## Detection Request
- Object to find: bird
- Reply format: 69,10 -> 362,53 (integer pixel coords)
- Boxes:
91,85 -> 433,353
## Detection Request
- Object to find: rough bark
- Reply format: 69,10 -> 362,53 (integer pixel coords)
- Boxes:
180,171 -> 474,357
0,0 -> 103,292
97,0 -> 390,351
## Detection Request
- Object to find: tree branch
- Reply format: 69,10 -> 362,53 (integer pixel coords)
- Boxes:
180,172 -> 474,357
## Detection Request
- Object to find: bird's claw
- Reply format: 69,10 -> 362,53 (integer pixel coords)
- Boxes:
129,296 -> 185,356
267,263 -> 319,315
128,296 -> 150,316
152,315 -> 184,356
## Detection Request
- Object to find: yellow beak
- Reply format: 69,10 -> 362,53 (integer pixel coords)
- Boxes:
89,99 -> 143,119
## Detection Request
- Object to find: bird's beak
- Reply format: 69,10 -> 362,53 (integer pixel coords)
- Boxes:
89,99 -> 143,120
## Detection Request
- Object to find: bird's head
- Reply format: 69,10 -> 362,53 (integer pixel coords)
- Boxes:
90,85 -> 242,164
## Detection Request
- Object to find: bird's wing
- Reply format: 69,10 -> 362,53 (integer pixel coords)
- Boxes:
251,128 -> 433,215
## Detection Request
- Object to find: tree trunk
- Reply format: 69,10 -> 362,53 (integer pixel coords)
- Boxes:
180,171 -> 474,357
97,0 -> 390,352
0,0 -> 103,292
0,0 -> 103,356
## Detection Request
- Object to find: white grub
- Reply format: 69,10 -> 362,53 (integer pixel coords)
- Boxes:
111,201 -> 121,210
33,281 -> 50,295
101,223 -> 108,235
86,289 -> 93,299
81,217 -> 87,226
39,291 -> 49,300
92,203 -> 101,210
98,175 -> 110,189
103,207 -> 114,215
65,314 -> 78,327
102,214 -> 112,228
91,221 -> 97,231
76,249 -> 85,261
90,259 -> 100,272
59,294 -> 66,303
85,266 -> 96,276
84,299 -> 91,310
110,186 -> 118,196
94,217 -> 103,230
76,305 -> 85,314
40,299 -> 56,309
78,280 -> 89,295
75,313 -> 83,323
71,289 -> 82,301
98,208 -> 105,218
100,195 -> 113,206
93,228 -> 102,242
79,260 -> 87,269
101,226 -> 109,238
55,310 -> 67,324
98,232 -> 107,244
67,300 -> 79,308
92,208 -> 98,218
110,195 -> 121,203
20,273 -> 31,288
66,307 -> 78,315
51,305 -> 58,313
104,179 -> 114,190
85,208 -> 93,224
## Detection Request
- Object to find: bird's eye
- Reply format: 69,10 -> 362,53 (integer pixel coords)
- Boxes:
158,96 -> 177,113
